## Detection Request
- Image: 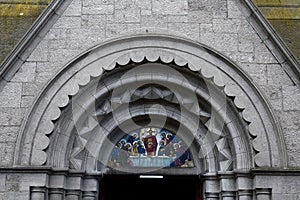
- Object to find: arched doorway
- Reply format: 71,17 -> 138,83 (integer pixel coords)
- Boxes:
100,126 -> 202,200
15,34 -> 284,199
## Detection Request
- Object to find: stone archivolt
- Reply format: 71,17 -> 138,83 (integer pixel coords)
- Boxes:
15,34 -> 286,173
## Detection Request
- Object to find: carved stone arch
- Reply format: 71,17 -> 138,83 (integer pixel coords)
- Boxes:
15,34 -> 286,173
49,61 -> 238,174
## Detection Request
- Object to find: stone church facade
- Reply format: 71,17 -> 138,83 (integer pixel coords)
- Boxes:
0,0 -> 299,199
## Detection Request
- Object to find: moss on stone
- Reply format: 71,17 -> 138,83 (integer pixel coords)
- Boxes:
269,19 -> 300,62
259,7 -> 300,20
254,0 -> 300,6
0,3 -> 48,17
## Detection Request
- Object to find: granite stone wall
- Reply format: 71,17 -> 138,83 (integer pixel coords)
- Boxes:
0,0 -> 299,199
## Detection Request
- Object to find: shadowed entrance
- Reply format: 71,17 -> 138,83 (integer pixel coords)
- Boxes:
101,175 -> 202,200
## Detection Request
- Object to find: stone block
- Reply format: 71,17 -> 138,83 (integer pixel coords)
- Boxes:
27,40 -> 49,62
226,51 -> 255,63
6,175 -> 20,192
260,85 -> 282,111
242,64 -> 267,86
282,86 -> 300,111
115,0 -> 135,9
82,4 -> 114,15
0,108 -> 25,126
187,10 -> 212,23
213,19 -> 243,34
187,0 -> 227,17
19,174 -> 47,191
49,175 -> 66,188
168,22 -> 199,41
152,0 -> 188,15
105,23 -> 141,38
63,0 -> 82,16
200,33 -> 238,52
253,42 -> 278,63
279,110 -> 300,131
21,96 -> 35,108
11,62 -> 36,83
227,0 -> 251,18
0,142 -> 15,166
47,49 -> 81,67
111,7 -> 141,23
14,192 -> 29,200
284,129 -> 300,167
48,39 -> 68,50
0,175 -> 5,192
167,15 -> 188,23
199,23 -> 213,34
0,193 -> 8,200
267,64 -> 294,86
81,15 -> 106,28
238,40 -> 254,53
0,82 -> 22,107
22,83 -> 40,96
36,62 -> 58,73
135,0 -> 152,15
141,15 -> 168,28
53,17 -> 81,29
44,29 -> 68,40
0,126 -> 19,143
35,71 -> 55,84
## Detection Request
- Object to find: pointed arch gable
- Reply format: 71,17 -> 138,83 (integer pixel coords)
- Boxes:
14,34 -> 286,172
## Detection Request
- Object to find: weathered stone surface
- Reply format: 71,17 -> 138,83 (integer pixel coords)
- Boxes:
242,64 -> 267,86
21,96 -> 35,108
52,16 -> 81,29
267,64 -> 294,86
153,0 -> 188,15
0,82 -> 22,107
282,86 -> 300,111
0,126 -> 19,143
22,83 -> 40,96
260,85 -> 282,110
82,2 -> 114,15
0,142 -> 15,166
0,108 -> 25,126
11,62 -> 36,82
0,175 -> 5,192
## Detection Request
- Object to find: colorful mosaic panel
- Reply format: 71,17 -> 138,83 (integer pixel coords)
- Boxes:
108,127 -> 195,168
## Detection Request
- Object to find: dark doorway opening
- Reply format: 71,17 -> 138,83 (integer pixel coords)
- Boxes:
100,174 -> 202,200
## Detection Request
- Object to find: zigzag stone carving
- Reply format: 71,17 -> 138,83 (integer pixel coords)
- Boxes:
15,34 -> 284,169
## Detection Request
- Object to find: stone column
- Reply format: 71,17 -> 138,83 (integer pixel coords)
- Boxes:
202,173 -> 220,199
66,190 -> 81,200
236,171 -> 253,200
30,187 -> 46,200
219,172 -> 236,200
238,190 -> 253,200
82,191 -> 97,200
256,188 -> 272,200
48,174 -> 66,200
82,177 -> 99,200
48,188 -> 64,200
65,174 -> 83,200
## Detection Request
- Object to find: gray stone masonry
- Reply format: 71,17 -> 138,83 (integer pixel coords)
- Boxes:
0,0 -> 299,199
0,0 -> 298,168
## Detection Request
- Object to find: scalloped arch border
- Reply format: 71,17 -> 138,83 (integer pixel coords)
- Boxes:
14,34 -> 287,168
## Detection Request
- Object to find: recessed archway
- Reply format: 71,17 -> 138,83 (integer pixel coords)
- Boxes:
14,34 -> 286,199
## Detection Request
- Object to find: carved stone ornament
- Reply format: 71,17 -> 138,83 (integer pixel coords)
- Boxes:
14,34 -> 286,171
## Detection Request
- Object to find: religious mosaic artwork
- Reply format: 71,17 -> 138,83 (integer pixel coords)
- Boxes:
108,127 -> 195,168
